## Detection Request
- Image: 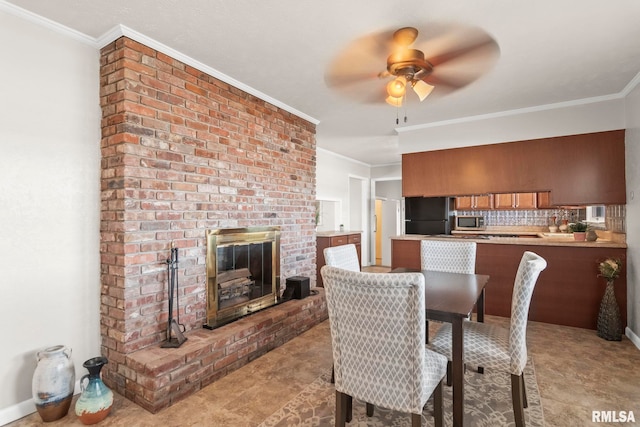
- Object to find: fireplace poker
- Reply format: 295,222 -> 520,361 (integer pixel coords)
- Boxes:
161,245 -> 187,348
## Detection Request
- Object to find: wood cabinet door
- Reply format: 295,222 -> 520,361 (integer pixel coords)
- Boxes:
537,192 -> 553,208
455,196 -> 473,210
494,193 -> 537,209
474,195 -> 493,209
493,193 -> 515,209
455,195 -> 492,210
515,193 -> 537,209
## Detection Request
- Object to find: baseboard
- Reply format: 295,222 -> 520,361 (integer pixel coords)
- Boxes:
0,382 -> 81,425
0,399 -> 35,426
625,326 -> 640,350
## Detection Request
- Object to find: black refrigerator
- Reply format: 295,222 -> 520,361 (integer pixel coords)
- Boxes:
404,197 -> 452,235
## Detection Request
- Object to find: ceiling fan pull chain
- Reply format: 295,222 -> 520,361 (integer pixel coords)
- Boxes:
404,98 -> 408,123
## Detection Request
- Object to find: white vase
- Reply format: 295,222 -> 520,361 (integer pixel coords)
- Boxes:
32,345 -> 75,422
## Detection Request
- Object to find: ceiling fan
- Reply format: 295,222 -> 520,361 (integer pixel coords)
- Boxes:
325,23 -> 500,110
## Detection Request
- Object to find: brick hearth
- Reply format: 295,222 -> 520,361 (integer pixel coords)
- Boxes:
99,35 -> 318,411
124,291 -> 326,413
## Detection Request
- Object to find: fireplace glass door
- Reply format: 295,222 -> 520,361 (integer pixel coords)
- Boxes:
206,227 -> 280,329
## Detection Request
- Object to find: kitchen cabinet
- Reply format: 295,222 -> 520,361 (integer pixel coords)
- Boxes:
493,193 -> 537,209
402,130 -> 626,205
476,244 -> 627,330
390,236 -> 627,329
390,238 -> 421,270
536,191 -> 553,208
316,232 -> 361,287
454,195 -> 493,210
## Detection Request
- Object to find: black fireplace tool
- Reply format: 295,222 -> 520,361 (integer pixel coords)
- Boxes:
161,245 -> 187,348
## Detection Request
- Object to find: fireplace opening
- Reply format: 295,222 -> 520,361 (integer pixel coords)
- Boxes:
205,227 -> 281,329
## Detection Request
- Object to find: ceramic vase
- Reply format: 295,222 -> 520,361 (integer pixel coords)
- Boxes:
597,280 -> 622,341
32,345 -> 75,422
75,357 -> 114,425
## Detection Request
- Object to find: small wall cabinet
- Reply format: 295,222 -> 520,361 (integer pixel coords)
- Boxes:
316,232 -> 361,287
454,195 -> 493,210
493,192 -> 537,209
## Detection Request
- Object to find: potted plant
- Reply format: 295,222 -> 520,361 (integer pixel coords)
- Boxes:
569,221 -> 588,241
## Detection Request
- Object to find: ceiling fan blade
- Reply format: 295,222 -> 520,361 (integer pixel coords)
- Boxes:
324,29 -> 397,100
428,37 -> 499,68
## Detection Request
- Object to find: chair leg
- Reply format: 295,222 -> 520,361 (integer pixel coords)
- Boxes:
335,391 -> 349,427
446,360 -> 452,386
433,380 -> 443,427
366,402 -> 374,417
346,395 -> 352,423
426,320 -> 430,344
331,364 -> 335,384
411,412 -> 422,427
511,373 -> 526,427
521,373 -> 528,408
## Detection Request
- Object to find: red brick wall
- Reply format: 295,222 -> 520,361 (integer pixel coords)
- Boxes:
99,37 -> 317,394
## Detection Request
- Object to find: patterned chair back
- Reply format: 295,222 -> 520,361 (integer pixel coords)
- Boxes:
420,240 -> 477,274
320,266 -> 430,414
324,244 -> 360,272
509,251 -> 547,374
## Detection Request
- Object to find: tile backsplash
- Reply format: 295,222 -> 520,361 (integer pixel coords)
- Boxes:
456,205 -> 625,232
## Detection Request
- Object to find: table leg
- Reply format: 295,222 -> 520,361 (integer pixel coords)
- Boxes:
451,316 -> 464,427
477,288 -> 485,375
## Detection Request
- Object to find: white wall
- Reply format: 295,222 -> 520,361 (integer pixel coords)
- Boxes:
0,10 -> 101,423
625,83 -> 640,340
316,148 -> 371,264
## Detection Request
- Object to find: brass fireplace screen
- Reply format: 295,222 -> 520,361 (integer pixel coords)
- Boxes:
205,227 -> 280,329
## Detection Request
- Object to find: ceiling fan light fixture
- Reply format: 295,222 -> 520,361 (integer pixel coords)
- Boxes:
412,80 -> 434,101
385,95 -> 403,107
386,76 -> 407,98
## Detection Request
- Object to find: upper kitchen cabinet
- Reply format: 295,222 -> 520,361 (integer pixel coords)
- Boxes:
493,192 -> 537,209
455,194 -> 493,210
402,130 -> 626,205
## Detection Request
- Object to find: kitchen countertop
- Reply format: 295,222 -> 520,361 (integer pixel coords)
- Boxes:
316,230 -> 362,237
391,233 -> 627,248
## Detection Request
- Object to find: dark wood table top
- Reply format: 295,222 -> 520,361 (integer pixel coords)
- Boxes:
391,268 -> 490,321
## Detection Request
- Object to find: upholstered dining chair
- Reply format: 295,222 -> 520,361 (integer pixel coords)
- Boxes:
321,266 -> 448,427
429,251 -> 547,427
324,243 -> 360,272
420,239 -> 477,341
420,239 -> 477,274
323,244 -> 360,384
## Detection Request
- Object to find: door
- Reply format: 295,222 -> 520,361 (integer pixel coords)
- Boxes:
381,199 -> 400,267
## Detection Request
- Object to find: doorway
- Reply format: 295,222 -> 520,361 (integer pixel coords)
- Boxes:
374,198 -> 400,267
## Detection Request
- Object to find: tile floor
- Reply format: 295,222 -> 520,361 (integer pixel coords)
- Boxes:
8,292 -> 640,426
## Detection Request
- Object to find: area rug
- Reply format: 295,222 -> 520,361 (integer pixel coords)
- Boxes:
259,359 -> 544,426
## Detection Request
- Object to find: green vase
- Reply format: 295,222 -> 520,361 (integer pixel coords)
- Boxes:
74,357 -> 114,425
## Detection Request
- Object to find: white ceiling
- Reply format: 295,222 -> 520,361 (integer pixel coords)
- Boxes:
5,0 -> 640,165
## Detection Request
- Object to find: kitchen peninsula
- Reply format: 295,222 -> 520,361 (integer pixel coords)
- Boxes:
391,233 -> 627,330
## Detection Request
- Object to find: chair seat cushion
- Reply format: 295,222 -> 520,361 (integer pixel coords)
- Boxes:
429,321 -> 513,373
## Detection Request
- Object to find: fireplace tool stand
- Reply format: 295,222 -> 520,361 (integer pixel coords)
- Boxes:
161,246 -> 187,348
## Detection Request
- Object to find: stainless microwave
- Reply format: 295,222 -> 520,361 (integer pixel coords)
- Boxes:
455,215 -> 485,230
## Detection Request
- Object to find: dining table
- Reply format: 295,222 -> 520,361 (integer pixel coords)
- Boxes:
392,268 -> 490,427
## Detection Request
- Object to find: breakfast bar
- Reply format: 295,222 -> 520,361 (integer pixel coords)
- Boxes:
391,231 -> 627,329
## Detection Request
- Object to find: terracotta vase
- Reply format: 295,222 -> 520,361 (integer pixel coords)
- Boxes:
32,345 -> 75,422
75,357 -> 114,425
597,280 -> 622,341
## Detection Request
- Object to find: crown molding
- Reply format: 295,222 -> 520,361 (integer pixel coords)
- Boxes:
96,25 -> 320,125
1,1 -> 319,125
0,0 -> 96,46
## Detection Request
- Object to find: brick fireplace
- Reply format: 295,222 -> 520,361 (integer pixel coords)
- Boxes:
99,36 -> 324,412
